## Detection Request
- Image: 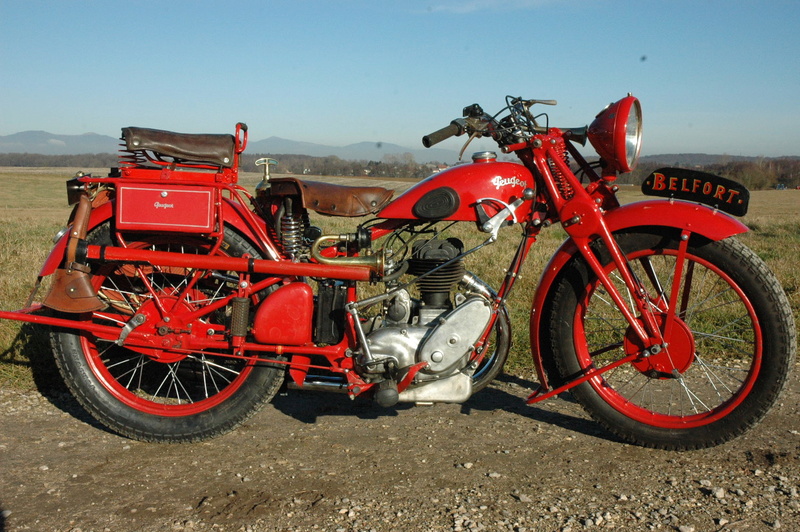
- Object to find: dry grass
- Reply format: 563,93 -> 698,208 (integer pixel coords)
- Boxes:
1,168 -> 798,388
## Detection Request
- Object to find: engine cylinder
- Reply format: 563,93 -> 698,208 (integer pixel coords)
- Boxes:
408,238 -> 464,308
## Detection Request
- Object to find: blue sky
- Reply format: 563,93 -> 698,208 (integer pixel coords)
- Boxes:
1,0 -> 798,157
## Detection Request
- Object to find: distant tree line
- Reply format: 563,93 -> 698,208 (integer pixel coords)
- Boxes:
1,152 -> 798,189
623,158 -> 800,190
0,152 -> 440,180
239,153 -> 439,179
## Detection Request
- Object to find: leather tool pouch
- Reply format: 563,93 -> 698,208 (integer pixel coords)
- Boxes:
43,195 -> 106,313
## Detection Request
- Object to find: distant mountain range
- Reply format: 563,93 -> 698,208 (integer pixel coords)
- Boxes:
0,130 -> 460,164
1,130 -> 796,166
0,131 -> 121,156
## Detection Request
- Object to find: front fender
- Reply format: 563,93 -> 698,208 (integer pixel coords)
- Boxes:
603,199 -> 748,240
38,198 -> 274,277
528,199 -> 749,390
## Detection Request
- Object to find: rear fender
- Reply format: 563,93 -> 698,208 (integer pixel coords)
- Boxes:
39,199 -> 273,277
529,199 -> 749,389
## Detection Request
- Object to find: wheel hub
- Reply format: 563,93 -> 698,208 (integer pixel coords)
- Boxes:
122,292 -> 206,363
624,313 -> 695,378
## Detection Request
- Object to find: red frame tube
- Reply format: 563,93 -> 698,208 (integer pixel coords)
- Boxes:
84,245 -> 374,281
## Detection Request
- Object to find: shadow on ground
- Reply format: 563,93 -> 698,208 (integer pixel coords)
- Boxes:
1,320 -> 105,431
272,372 -> 619,443
4,323 -> 618,445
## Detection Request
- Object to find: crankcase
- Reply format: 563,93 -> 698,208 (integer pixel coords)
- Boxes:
418,296 -> 493,374
397,371 -> 472,404
363,325 -> 427,373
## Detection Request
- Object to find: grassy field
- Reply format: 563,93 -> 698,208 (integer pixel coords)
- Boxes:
1,167 -> 798,388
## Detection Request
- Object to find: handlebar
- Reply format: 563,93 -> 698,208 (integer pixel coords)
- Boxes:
421,97 -> 564,151
422,118 -> 466,148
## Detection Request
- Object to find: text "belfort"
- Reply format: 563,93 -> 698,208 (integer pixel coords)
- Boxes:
650,172 -> 741,204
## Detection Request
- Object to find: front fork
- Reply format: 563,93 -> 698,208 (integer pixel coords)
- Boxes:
527,218 -> 692,405
525,151 -> 691,403
544,148 -> 673,350
568,215 -> 667,350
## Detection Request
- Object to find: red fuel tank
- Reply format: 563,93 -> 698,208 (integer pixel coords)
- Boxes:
378,159 -> 534,222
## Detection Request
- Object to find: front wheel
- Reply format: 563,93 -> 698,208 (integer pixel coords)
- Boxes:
547,228 -> 795,450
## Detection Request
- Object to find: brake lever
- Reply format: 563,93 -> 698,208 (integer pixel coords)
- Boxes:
458,132 -> 480,161
457,115 -> 494,161
522,99 -> 558,108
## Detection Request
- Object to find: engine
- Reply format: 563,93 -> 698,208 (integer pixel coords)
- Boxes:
254,166 -> 504,406
268,204 -> 499,405
354,238 -> 495,405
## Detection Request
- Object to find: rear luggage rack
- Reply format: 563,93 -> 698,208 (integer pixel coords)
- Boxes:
117,123 -> 248,184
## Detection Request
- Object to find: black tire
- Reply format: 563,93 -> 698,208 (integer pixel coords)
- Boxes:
471,306 -> 511,392
547,228 -> 795,450
50,223 -> 285,443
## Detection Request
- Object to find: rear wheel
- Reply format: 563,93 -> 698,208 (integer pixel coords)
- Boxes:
548,228 -> 795,449
51,223 -> 285,442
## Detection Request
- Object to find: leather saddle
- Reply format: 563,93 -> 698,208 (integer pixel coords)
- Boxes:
122,127 -> 236,168
269,177 -> 394,217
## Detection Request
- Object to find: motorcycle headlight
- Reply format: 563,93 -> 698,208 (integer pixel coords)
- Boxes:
587,94 -> 642,174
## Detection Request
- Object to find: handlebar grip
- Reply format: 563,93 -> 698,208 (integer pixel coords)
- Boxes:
422,120 -> 463,148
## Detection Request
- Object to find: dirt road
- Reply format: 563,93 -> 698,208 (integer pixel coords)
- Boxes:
2,368 -> 799,532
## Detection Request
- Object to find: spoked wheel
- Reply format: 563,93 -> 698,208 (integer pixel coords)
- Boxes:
51,223 -> 285,442
548,228 -> 795,449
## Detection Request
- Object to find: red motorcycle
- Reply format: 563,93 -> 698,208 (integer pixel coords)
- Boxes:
1,94 -> 795,449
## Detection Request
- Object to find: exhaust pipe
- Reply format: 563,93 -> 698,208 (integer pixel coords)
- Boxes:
287,375 -> 349,393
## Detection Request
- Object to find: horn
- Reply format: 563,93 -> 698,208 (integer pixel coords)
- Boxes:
564,126 -> 588,146
310,234 -> 385,275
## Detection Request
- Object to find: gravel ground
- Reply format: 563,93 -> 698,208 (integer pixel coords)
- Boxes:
1,369 -> 799,532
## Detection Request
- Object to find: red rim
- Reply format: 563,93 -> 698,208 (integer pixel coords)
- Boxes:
82,335 -> 254,416
78,237 -> 254,417
573,247 -> 763,429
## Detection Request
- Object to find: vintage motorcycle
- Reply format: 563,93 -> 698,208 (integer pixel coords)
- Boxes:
0,94 -> 795,450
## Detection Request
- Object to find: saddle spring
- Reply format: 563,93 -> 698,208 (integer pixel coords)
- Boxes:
279,197 -> 312,259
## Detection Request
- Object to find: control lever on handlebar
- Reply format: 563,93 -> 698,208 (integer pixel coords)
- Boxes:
463,103 -> 485,118
512,98 -> 557,109
527,99 -> 557,106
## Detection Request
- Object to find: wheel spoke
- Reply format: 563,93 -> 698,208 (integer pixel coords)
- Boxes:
692,353 -> 736,398
82,236 -> 257,412
571,235 -> 765,431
